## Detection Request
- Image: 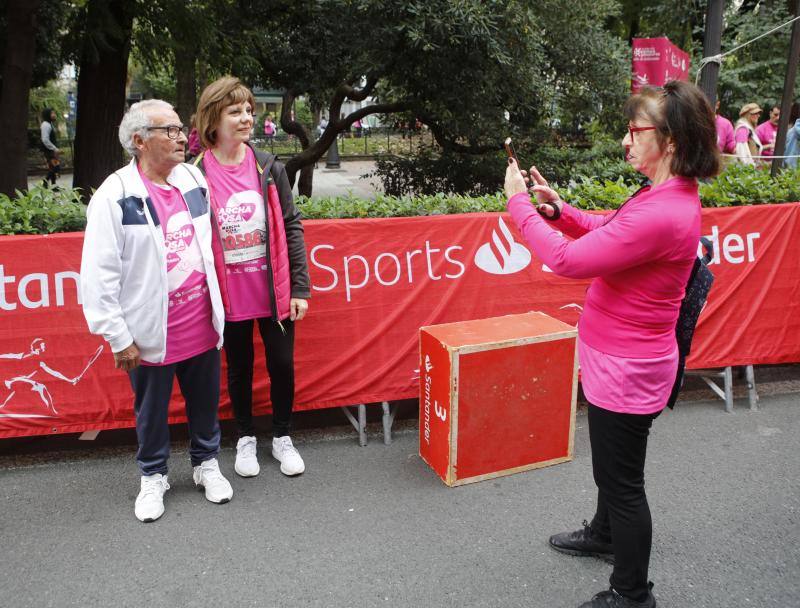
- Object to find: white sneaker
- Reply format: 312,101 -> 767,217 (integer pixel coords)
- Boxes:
235,436 -> 260,477
134,473 -> 170,523
272,436 -> 305,476
192,458 -> 233,503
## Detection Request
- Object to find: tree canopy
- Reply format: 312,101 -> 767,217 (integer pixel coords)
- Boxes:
199,0 -> 628,192
3,0 -> 799,198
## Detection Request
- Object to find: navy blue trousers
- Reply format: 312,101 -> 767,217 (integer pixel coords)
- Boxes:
128,348 -> 221,476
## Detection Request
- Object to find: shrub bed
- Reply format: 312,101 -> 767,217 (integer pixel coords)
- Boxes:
299,163 -> 800,219
0,185 -> 86,235
2,164 -> 799,234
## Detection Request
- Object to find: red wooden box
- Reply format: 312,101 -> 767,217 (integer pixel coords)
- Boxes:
419,312 -> 578,486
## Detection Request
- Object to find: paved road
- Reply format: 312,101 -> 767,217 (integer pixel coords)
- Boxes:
1,394 -> 797,608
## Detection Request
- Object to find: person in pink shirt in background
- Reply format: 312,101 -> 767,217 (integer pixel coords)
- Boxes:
504,81 -> 720,608
186,113 -> 203,159
755,105 -> 780,159
714,99 -> 735,154
263,114 -> 276,142
734,102 -> 763,165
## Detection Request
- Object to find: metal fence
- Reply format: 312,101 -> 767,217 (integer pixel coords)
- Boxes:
25,127 -> 435,175
251,126 -> 436,158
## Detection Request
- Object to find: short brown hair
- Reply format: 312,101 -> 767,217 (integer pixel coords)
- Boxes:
195,76 -> 256,149
624,80 -> 720,179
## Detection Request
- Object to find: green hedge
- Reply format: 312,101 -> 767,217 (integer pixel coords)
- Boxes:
299,163 -> 800,218
0,184 -> 86,235
2,164 -> 800,234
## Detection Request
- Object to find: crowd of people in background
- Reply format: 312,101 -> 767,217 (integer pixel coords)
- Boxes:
715,97 -> 800,167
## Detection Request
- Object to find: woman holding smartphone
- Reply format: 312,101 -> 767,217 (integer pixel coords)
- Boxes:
193,76 -> 311,479
504,81 -> 719,608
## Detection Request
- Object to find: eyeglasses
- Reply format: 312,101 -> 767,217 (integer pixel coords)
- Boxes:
146,125 -> 189,139
628,125 -> 656,143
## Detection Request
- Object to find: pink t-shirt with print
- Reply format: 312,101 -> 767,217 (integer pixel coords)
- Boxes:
715,115 -> 735,154
139,168 -> 218,365
203,146 -> 271,321
755,120 -> 778,157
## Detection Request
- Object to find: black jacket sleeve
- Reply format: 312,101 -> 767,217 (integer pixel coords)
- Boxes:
271,160 -> 311,298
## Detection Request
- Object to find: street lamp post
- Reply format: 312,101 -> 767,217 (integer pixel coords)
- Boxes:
325,136 -> 341,169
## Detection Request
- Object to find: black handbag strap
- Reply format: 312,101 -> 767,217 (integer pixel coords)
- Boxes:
699,236 -> 713,265
687,236 -> 713,285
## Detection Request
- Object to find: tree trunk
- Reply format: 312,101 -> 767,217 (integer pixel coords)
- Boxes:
197,60 -> 209,94
297,164 -> 315,197
72,0 -> 134,200
175,51 -> 197,126
0,0 -> 41,196
627,14 -> 639,45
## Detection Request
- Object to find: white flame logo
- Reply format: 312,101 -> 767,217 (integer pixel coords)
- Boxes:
474,217 -> 531,275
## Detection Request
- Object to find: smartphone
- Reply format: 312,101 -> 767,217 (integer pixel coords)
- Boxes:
503,137 -> 519,165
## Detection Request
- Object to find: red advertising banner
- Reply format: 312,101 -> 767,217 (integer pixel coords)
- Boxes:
632,37 -> 690,92
1,205 -> 798,439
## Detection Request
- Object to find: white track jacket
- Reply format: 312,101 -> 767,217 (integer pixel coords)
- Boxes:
80,159 -> 225,363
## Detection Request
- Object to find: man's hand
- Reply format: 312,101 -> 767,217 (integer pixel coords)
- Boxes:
113,342 -> 141,372
290,298 -> 309,321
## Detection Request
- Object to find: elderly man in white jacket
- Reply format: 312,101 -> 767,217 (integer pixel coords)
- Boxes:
81,99 -> 232,522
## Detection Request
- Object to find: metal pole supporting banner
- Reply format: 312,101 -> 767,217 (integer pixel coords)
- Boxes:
699,0 -> 725,106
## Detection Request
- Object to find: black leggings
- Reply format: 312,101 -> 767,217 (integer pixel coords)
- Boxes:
588,403 -> 659,603
223,317 -> 295,438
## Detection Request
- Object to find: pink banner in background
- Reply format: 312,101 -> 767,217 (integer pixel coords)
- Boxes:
632,37 -> 690,92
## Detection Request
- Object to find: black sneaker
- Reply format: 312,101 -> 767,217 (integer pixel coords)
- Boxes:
548,520 -> 615,564
578,583 -> 656,608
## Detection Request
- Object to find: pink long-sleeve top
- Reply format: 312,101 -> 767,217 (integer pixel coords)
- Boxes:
508,177 -> 700,357
508,177 -> 701,413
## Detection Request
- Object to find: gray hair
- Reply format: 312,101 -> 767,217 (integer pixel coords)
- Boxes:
118,99 -> 175,157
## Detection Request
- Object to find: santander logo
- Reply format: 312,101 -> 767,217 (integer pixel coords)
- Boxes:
473,217 -> 531,275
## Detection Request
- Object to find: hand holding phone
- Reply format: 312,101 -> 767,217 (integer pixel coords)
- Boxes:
504,137 -> 519,166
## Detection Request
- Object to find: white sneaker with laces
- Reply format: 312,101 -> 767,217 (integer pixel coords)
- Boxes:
235,436 -> 260,477
192,458 -> 233,503
134,473 -> 170,523
272,436 -> 305,476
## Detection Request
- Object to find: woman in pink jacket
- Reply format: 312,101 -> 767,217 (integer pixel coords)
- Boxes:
504,81 -> 720,608
193,76 -> 311,480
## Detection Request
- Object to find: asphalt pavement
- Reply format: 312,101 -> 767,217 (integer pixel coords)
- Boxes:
16,163 -> 800,607
1,392 -> 798,608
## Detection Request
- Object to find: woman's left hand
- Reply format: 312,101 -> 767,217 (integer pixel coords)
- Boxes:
290,298 -> 308,321
504,158 -> 528,199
